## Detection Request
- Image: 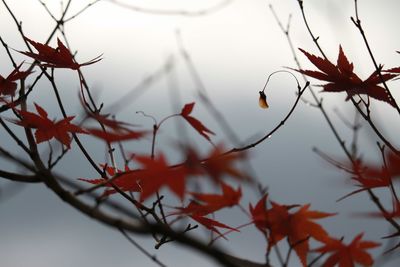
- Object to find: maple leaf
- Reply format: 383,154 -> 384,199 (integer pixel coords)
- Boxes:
134,154 -> 187,201
88,113 -> 138,132
171,200 -> 216,217
173,182 -> 242,216
250,198 -> 335,267
0,63 -> 31,96
14,103 -> 86,148
284,204 -> 335,266
79,164 -> 141,196
21,37 -> 102,70
87,128 -> 148,143
249,194 -> 269,232
79,95 -> 138,132
80,156 -> 187,201
180,145 -> 249,183
189,182 -> 242,212
337,153 -> 399,201
180,102 -> 215,141
201,145 -> 249,182
385,67 -> 400,74
314,233 -> 380,267
190,214 -> 240,240
295,46 -> 397,106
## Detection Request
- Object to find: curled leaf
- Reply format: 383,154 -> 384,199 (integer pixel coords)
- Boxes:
259,91 -> 269,109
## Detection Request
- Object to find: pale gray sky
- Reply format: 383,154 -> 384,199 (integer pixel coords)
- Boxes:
1,1 -> 400,266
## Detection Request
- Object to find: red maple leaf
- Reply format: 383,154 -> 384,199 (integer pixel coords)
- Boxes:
180,145 -> 249,183
385,66 -> 400,74
180,102 -> 215,141
87,128 -> 147,143
189,182 -> 242,213
135,154 -> 187,201
79,164 -> 141,196
249,195 -> 269,232
171,200 -> 215,217
21,37 -> 101,70
314,233 -> 380,267
79,95 -> 138,132
295,46 -> 397,106
250,198 -> 335,266
0,63 -> 31,96
338,153 -> 400,201
190,214 -> 240,240
14,103 -> 86,148
87,113 -> 138,132
201,145 -> 249,182
173,182 -> 242,217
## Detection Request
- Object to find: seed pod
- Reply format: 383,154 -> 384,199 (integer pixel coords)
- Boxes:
259,91 -> 269,109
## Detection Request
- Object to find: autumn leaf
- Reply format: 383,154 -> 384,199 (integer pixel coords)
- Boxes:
13,103 -> 86,148
259,91 -> 269,109
337,154 -> 399,201
189,182 -> 242,213
81,155 -> 187,201
250,198 -> 335,267
180,145 -> 249,183
171,200 -> 215,217
87,113 -> 138,132
201,145 -> 249,182
385,66 -> 400,74
79,95 -> 138,132
180,102 -> 215,141
173,182 -> 242,217
0,63 -> 31,96
135,154 -> 187,201
21,37 -> 102,70
249,195 -> 269,232
190,214 -> 240,240
295,46 -> 397,106
78,164 -> 141,196
87,128 -> 148,143
190,182 -> 241,207
314,233 -> 380,267
284,204 -> 336,266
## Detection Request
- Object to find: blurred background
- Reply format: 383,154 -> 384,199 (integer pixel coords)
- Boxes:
1,0 -> 400,266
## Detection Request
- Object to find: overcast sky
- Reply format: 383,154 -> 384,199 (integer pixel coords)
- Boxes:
1,1 -> 400,266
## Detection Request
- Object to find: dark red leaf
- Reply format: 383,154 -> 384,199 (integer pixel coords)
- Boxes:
190,214 -> 240,240
314,233 -> 380,267
14,103 -> 86,148
295,46 -> 398,107
87,128 -> 147,143
21,37 -> 101,70
180,102 -> 215,141
0,63 -> 31,96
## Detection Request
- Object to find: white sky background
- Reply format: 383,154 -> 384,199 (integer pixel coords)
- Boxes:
1,0 -> 400,266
